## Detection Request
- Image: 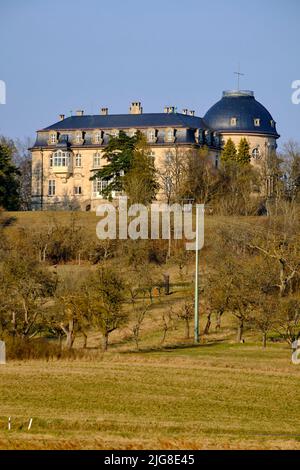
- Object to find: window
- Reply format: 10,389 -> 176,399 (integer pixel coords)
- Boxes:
48,180 -> 55,196
93,177 -> 108,197
75,153 -> 82,167
254,118 -> 261,127
149,150 -> 155,161
50,133 -> 56,144
270,120 -> 275,128
230,117 -> 237,126
76,132 -> 82,144
166,129 -> 174,142
148,129 -> 156,142
252,147 -> 261,160
51,150 -> 69,167
74,186 -> 82,195
94,132 -> 102,144
93,152 -> 101,167
110,130 -> 119,139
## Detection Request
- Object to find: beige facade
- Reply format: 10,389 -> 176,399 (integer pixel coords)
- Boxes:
31,143 -> 219,211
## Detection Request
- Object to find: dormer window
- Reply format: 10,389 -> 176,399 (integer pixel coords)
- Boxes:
254,118 -> 261,127
165,129 -> 175,143
148,129 -> 156,143
94,130 -> 103,144
230,117 -> 237,126
50,133 -> 56,143
270,119 -> 275,128
75,131 -> 84,145
110,129 -> 119,139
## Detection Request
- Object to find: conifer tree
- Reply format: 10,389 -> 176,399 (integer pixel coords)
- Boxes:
221,138 -> 237,164
0,140 -> 20,210
237,138 -> 251,165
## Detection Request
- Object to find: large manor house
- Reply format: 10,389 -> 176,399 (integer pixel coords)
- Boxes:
31,90 -> 280,210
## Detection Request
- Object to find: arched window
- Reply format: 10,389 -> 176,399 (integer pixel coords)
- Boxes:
93,152 -> 101,167
75,153 -> 82,167
252,147 -> 261,160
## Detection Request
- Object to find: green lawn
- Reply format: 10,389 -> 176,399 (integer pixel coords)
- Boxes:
0,343 -> 299,450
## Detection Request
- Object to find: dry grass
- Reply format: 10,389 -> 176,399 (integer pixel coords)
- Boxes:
0,344 -> 300,450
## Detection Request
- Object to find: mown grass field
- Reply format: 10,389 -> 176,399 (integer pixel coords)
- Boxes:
0,343 -> 299,450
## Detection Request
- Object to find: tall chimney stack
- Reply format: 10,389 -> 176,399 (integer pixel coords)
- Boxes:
101,107 -> 108,115
59,114 -> 65,121
129,102 -> 143,114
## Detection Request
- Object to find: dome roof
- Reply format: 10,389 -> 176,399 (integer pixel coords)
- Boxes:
203,90 -> 279,138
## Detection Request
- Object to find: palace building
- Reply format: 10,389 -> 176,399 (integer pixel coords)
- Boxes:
30,90 -> 280,211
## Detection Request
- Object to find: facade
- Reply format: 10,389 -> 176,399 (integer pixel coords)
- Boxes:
31,92 -> 280,210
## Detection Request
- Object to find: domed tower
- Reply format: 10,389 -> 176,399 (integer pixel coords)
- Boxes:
203,90 -> 280,165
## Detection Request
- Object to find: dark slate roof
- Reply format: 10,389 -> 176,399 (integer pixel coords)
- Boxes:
42,112 -> 209,131
203,91 -> 279,138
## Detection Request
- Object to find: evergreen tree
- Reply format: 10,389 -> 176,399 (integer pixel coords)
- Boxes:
221,138 -> 237,164
91,131 -> 158,203
0,140 -> 20,210
123,135 -> 159,204
237,138 -> 251,165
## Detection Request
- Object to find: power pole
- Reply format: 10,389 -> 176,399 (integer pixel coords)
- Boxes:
194,205 -> 200,343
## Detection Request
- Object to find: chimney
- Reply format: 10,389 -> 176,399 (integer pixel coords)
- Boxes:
59,114 -> 65,121
182,109 -> 188,115
76,110 -> 84,116
164,106 -> 175,114
101,107 -> 108,115
129,102 -> 143,114
189,110 -> 195,116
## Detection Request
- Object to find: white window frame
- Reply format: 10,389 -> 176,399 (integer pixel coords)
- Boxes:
148,129 -> 156,142
94,131 -> 102,144
254,118 -> 261,127
93,152 -> 101,167
50,133 -> 56,144
52,150 -> 69,167
92,177 -> 109,198
166,129 -> 174,142
230,117 -> 237,126
48,180 -> 56,196
75,153 -> 82,167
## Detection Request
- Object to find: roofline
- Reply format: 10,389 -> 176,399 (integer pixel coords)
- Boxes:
217,130 -> 280,139
37,112 -> 205,132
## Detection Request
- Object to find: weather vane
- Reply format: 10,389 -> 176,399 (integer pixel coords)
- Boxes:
234,64 -> 244,91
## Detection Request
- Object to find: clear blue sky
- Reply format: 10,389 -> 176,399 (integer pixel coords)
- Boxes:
0,0 -> 299,147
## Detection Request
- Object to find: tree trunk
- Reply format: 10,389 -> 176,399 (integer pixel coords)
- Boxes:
215,310 -> 223,330
203,313 -> 211,335
262,331 -> 267,348
102,332 -> 109,351
236,318 -> 244,343
163,273 -> 170,295
82,331 -> 87,349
